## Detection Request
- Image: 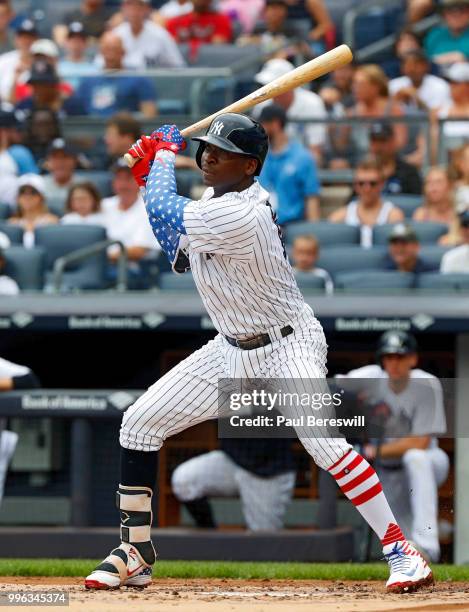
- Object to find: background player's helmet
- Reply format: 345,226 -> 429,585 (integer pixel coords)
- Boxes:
192,113 -> 268,176
376,330 -> 418,362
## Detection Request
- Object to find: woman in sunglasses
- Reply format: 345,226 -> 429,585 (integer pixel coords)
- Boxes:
328,157 -> 404,247
8,174 -> 58,248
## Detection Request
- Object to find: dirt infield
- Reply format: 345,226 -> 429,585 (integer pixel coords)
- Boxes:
1,578 -> 469,611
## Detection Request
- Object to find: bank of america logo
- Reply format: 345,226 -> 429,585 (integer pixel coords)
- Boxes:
12,312 -> 33,328
108,392 -> 135,411
411,314 -> 434,330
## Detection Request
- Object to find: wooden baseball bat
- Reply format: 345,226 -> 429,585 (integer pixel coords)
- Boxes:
124,44 -> 353,168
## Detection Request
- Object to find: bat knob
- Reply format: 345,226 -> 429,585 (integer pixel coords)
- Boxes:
123,153 -> 137,168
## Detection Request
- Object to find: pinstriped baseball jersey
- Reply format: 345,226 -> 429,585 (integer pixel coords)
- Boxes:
184,180 -> 305,338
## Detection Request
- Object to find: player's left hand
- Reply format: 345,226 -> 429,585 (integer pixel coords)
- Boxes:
151,124 -> 187,154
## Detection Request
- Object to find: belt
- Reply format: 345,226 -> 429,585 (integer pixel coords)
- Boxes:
224,325 -> 294,350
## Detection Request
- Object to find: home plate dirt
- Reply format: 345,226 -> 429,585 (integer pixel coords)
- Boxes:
1,578 -> 469,611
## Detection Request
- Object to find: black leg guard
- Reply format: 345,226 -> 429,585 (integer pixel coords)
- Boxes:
184,497 -> 216,528
117,485 -> 157,565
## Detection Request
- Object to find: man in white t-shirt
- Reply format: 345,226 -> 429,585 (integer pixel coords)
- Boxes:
441,210 -> 469,272
336,331 -> 449,562
0,18 -> 38,102
389,50 -> 451,111
112,0 -> 185,69
101,160 -> 159,270
253,58 -> 327,162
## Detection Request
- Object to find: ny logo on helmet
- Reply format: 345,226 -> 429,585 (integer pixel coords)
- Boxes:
210,121 -> 224,136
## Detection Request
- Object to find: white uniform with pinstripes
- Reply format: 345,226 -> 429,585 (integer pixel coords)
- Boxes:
120,177 -> 351,471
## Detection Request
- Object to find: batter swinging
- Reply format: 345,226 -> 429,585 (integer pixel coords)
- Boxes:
85,114 -> 433,593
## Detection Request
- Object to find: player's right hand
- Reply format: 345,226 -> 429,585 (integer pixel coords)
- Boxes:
127,135 -> 157,188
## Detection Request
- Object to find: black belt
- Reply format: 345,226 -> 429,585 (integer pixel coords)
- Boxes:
224,325 -> 294,350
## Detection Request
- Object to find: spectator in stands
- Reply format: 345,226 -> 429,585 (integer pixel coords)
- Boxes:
75,31 -> 157,118
438,61 -> 469,141
22,108 -> 62,165
425,0 -> 469,64
0,1 -> 14,55
413,166 -> 456,224
0,18 -> 37,102
390,50 -> 452,111
320,64 -> 355,111
346,65 -> 407,166
53,0 -> 114,46
369,123 -> 422,195
58,22 -> 99,89
0,247 -> 19,295
328,157 -> 404,248
166,0 -> 233,45
0,104 -> 38,198
61,182 -> 104,225
15,59 -> 83,116
291,234 -> 333,294
42,139 -> 78,207
408,0 -> 436,22
219,0 -> 264,35
259,104 -> 320,223
254,58 -> 327,162
104,112 -> 142,164
112,0 -> 185,69
385,223 -> 438,276
440,209 -> 469,269
8,174 -> 58,248
238,0 -> 305,58
101,160 -> 158,273
283,0 -> 334,56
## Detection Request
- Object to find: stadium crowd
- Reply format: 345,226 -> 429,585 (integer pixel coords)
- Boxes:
0,0 -> 468,293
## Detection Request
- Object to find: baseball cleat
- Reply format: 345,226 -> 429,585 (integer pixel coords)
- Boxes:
384,540 -> 434,593
85,543 -> 153,590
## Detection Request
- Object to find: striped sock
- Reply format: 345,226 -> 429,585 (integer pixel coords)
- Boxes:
328,449 -> 403,542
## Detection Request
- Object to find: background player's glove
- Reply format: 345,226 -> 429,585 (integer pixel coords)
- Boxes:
127,135 -> 156,187
150,124 -> 187,154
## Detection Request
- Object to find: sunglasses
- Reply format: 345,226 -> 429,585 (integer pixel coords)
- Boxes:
354,180 -> 380,188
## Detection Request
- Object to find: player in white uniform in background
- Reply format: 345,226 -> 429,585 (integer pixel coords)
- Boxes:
85,115 -> 433,593
336,331 -> 449,562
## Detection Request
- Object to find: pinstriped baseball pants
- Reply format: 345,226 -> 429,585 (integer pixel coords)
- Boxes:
120,305 -> 352,471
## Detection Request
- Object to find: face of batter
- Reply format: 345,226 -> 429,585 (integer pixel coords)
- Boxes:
382,353 -> 417,382
201,143 -> 259,197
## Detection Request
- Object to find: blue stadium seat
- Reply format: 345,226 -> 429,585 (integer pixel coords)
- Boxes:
335,270 -> 415,291
3,246 -> 45,291
373,222 -> 448,245
284,222 -> 361,246
34,224 -> 107,290
0,223 -> 24,245
420,246 -> 451,270
388,195 -> 423,219
0,203 -> 11,220
46,195 -> 66,218
294,272 -> 327,291
159,271 -> 197,291
74,170 -> 113,198
417,273 -> 469,291
317,246 -> 387,276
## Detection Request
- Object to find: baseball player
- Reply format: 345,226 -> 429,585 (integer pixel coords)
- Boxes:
336,331 -> 449,562
85,114 -> 433,592
171,437 -> 296,531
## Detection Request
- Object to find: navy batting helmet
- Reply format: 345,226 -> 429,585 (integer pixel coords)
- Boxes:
376,330 -> 418,362
192,113 -> 268,176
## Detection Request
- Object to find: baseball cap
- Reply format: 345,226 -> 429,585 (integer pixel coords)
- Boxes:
15,18 -> 38,35
446,62 -> 469,83
17,174 -> 46,198
28,59 -> 59,85
67,21 -> 87,37
31,39 -> 59,59
255,59 -> 294,85
388,223 -> 419,243
46,138 -> 77,158
369,123 -> 394,140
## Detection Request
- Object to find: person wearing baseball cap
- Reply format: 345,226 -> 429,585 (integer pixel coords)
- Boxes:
384,223 -> 438,278
43,138 -> 79,206
58,22 -> 99,89
424,0 -> 469,64
369,123 -> 422,195
438,61 -> 469,140
440,209 -> 469,271
0,17 -> 38,101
